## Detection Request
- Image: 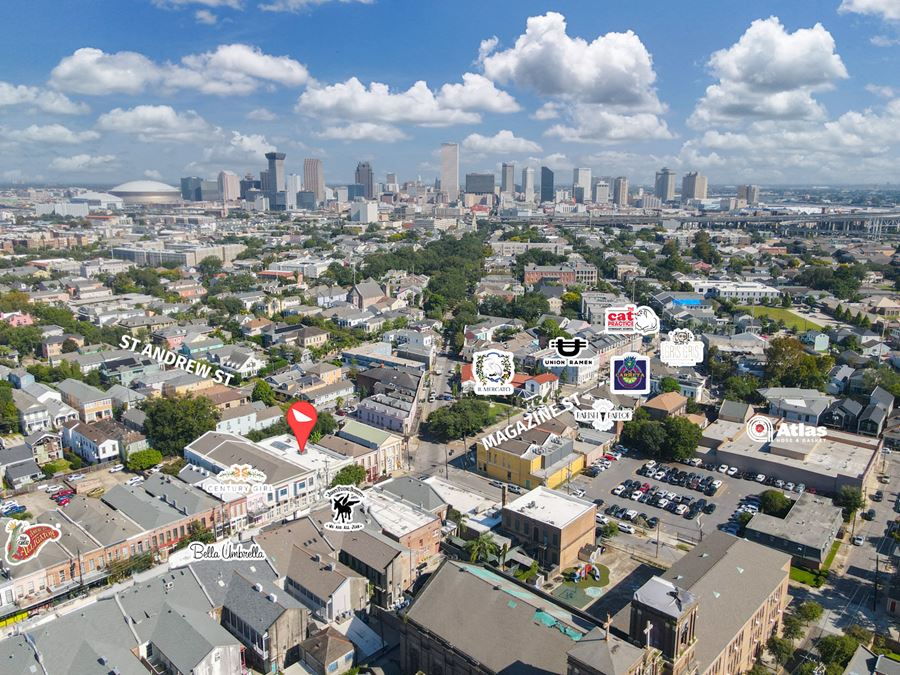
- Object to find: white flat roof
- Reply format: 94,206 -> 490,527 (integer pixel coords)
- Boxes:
423,476 -> 497,515
503,486 -> 594,528
365,489 -> 439,536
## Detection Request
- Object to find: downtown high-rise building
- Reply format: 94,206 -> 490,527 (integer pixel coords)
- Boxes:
540,166 -> 554,203
521,167 -> 535,202
286,173 -> 301,209
440,143 -> 459,202
613,176 -> 629,207
573,168 -> 591,193
592,180 -> 609,203
465,173 -> 495,194
217,171 -> 240,202
654,167 -> 676,202
355,161 -> 374,200
738,184 -> 760,205
303,158 -> 325,205
265,151 -> 285,196
682,171 -> 708,201
501,162 -> 515,196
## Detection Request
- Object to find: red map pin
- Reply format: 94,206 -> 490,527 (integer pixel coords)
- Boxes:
286,401 -> 318,453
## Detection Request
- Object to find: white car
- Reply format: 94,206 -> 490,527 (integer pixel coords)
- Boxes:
508,484 -> 523,495
572,488 -> 586,498
712,479 -> 723,489
630,491 -> 643,501
1,501 -> 19,510
643,460 -> 657,470
612,485 -> 626,496
625,509 -> 638,521
126,477 -> 144,486
689,458 -> 703,467
796,483 -> 806,494
852,535 -> 864,546
68,473 -> 85,481
755,474 -> 766,483
675,504 -> 689,515
727,467 -> 739,477
654,471 -> 666,480
717,464 -> 728,473
109,464 -> 124,473
46,484 -> 64,492
785,482 -> 795,492
619,523 -> 635,535
657,498 -> 670,509
147,467 -> 161,475
596,514 -> 609,525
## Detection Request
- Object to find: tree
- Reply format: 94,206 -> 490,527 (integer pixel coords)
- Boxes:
425,399 -> 492,441
736,511 -> 753,532
834,486 -> 865,514
759,490 -> 793,517
781,615 -> 804,641
795,601 -> 823,625
767,636 -> 794,667
62,338 -> 80,353
0,383 -> 18,434
127,448 -> 163,471
465,532 -> 498,563
310,411 -> 336,442
844,625 -> 872,645
659,377 -> 681,393
764,337 -> 833,390
251,380 -> 277,406
142,395 -> 220,456
330,464 -> 367,487
817,635 -> 859,666
597,521 -> 619,538
747,663 -> 771,675
662,416 -> 703,462
724,375 -> 762,403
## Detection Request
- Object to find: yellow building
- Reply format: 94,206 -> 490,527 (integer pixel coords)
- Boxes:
477,427 -> 585,490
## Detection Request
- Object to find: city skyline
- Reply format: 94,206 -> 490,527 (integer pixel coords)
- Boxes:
1,1 -> 899,185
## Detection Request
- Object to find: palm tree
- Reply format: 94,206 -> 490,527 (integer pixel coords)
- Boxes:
456,512 -> 469,538
466,532 -> 498,563
497,542 -> 509,571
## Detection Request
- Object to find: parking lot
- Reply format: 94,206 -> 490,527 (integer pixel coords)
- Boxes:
567,452 -> 772,542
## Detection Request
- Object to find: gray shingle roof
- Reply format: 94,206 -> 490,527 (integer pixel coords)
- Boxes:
222,572 -> 288,634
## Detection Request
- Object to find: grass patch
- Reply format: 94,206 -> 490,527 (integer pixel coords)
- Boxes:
552,565 -> 611,608
790,566 -> 826,587
822,540 -> 841,571
733,306 -> 823,331
676,543 -> 692,551
486,402 -> 516,424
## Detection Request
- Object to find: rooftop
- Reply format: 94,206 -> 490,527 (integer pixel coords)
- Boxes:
503,486 -> 594,529
745,492 -> 844,560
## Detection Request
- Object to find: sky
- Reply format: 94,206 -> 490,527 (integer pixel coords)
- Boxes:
1,0 -> 899,187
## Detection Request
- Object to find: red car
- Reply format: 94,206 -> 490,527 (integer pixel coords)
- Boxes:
603,454 -> 617,462
57,497 -> 71,507
51,489 -> 74,500
640,483 -> 651,492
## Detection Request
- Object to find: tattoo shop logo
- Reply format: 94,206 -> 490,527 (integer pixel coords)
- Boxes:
324,486 -> 366,532
746,415 -> 826,444
574,398 -> 633,432
610,352 -> 650,396
544,337 -> 594,367
5,521 -> 61,566
659,329 -> 704,367
472,349 -> 515,396
603,304 -> 660,336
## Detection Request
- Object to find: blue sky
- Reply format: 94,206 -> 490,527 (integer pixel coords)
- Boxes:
1,0 -> 899,186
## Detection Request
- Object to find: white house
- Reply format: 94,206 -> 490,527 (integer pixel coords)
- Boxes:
62,420 -> 120,464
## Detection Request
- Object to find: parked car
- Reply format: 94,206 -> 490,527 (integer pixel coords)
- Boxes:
508,484 -> 523,495
717,464 -> 728,473
51,489 -> 74,500
852,535 -> 864,546
572,488 -> 586,498
68,473 -> 85,481
126,476 -> 144,486
488,480 -> 504,489
46,484 -> 64,492
109,464 -> 124,473
726,467 -> 739,477
618,523 -> 635,534
596,514 -> 609,525
3,505 -> 26,516
863,509 -> 876,521
873,490 -> 884,502
612,484 -> 626,496
57,498 -> 71,507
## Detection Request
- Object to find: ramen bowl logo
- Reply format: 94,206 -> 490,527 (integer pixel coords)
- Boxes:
473,349 -> 515,396
660,329 -> 704,367
5,521 -> 61,566
610,352 -> 650,396
604,305 -> 660,335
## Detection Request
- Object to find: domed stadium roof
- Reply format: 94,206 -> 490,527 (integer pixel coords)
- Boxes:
110,180 -> 179,194
109,180 -> 181,205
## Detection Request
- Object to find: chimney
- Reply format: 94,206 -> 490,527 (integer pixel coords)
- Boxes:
501,484 -> 508,507
253,583 -> 263,592
267,593 -> 277,603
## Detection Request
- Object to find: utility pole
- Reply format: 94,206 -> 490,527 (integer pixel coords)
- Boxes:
873,553 -> 879,612
656,519 -> 661,558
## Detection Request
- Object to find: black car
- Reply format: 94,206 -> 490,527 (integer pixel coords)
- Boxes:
863,508 -> 876,521
594,498 -> 605,507
646,516 -> 659,529
605,505 -> 617,515
703,503 -> 717,514
873,491 -> 883,502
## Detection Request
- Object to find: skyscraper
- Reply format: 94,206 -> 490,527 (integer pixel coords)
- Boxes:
286,173 -> 302,209
573,168 -> 591,195
217,171 -> 240,202
501,162 -> 515,196
540,166 -> 554,203
265,151 -> 285,196
682,172 -> 708,201
180,176 -> 202,201
303,158 -> 325,205
738,184 -> 760,205
592,181 -> 609,203
521,167 -> 535,203
355,161 -> 374,200
654,167 -> 676,202
465,173 -> 495,194
440,143 -> 459,202
613,177 -> 629,207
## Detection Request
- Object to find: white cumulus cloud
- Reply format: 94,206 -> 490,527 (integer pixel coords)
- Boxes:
545,106 -> 673,143
316,123 -> 408,142
247,107 -> 278,121
96,105 -> 212,142
839,0 -> 900,21
437,73 -> 520,113
13,124 -> 100,145
462,130 -> 542,154
690,17 -> 848,127
50,154 -> 116,172
144,169 -> 164,180
195,9 -> 218,24
0,81 -> 87,115
50,44 -> 310,96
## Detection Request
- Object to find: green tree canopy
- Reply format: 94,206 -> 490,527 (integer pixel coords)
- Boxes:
252,380 -> 277,406
659,377 -> 681,393
764,337 -> 833,390
425,399 -> 493,441
834,486 -> 865,513
142,395 -> 220,456
127,448 -> 163,472
330,464 -> 367,487
759,490 -> 793,517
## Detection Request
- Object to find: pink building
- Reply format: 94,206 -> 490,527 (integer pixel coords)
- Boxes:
0,312 -> 35,327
